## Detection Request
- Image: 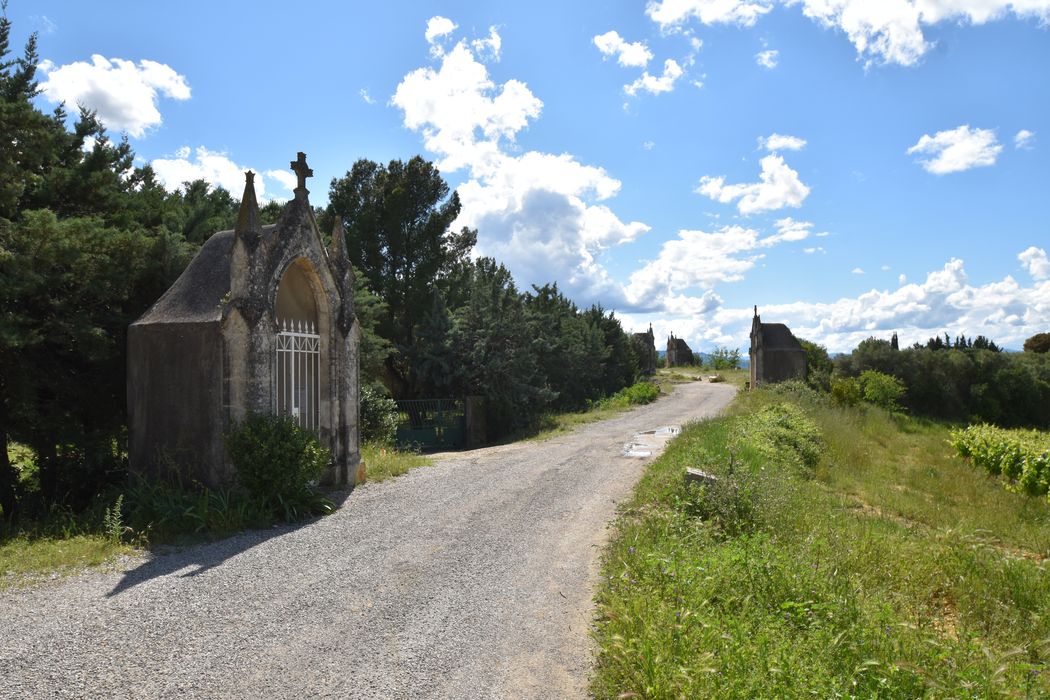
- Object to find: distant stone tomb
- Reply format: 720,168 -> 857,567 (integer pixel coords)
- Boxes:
666,333 -> 694,367
748,306 -> 806,387
632,324 -> 657,375
127,153 -> 361,487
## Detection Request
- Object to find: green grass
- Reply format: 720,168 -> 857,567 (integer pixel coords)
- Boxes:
360,442 -> 432,483
522,380 -> 666,441
0,534 -> 132,589
1,441 -> 433,582
591,384 -> 1050,698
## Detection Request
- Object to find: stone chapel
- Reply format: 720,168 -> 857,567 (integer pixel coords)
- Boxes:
127,153 -> 361,487
749,306 -> 806,387
632,324 -> 657,375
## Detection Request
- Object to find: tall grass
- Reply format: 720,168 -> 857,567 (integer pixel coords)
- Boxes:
360,442 -> 432,482
592,384 -> 1050,698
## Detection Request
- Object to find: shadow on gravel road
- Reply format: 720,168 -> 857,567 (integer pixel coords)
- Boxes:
106,489 -> 353,598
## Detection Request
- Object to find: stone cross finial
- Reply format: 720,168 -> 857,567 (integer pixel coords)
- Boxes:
291,152 -> 313,192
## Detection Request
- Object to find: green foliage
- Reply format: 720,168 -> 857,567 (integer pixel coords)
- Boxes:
447,258 -> 551,436
352,265 -> 394,385
950,424 -> 1050,500
735,402 -> 825,472
858,369 -> 906,412
709,346 -> 741,370
591,389 -> 1050,698
102,494 -> 125,543
225,414 -> 332,521
360,385 -> 399,445
1,209 -> 168,507
797,338 -> 833,391
325,157 -> 476,396
120,477 -> 268,539
829,376 -> 861,406
836,336 -> 1050,427
617,381 -> 660,406
1024,332 -> 1050,354
0,13 -> 202,520
684,466 -> 761,538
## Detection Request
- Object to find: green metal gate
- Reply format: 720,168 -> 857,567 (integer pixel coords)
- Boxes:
394,399 -> 465,449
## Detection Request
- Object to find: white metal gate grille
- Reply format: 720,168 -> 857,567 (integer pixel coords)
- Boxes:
275,319 -> 320,431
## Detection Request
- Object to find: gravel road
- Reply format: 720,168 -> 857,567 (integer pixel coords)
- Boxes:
1,381 -> 735,699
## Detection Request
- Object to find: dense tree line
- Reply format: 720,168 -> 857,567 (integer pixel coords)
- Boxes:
834,336 -> 1050,428
0,16 -> 639,520
324,159 -> 639,438
0,16 -> 216,520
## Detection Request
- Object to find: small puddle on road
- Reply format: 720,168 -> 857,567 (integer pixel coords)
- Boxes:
622,426 -> 681,458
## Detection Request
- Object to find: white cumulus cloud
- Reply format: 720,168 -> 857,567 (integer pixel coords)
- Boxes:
852,267 -> 865,275
625,58 -> 684,95
730,255 -> 1049,352
761,133 -> 806,151
393,37 -> 543,173
907,125 -> 1002,174
37,55 -> 190,138
1019,246 -> 1050,280
1015,129 -> 1035,149
627,225 -> 762,304
593,30 -> 654,67
628,253 -> 1050,355
647,0 -> 774,28
394,20 -> 650,306
472,27 -> 503,61
264,168 -> 298,194
151,146 -> 291,201
760,217 -> 816,246
755,49 -> 779,68
625,217 -> 819,313
790,0 -> 1050,66
697,153 -> 811,215
425,16 -> 458,44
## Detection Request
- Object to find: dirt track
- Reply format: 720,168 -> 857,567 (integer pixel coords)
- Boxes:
0,381 -> 735,699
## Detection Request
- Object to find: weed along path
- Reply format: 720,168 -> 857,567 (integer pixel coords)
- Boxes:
0,381 -> 735,700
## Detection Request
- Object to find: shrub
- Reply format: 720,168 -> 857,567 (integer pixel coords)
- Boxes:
859,370 -> 906,412
736,402 -> 824,472
684,470 -> 759,537
830,377 -> 861,406
620,381 -> 660,405
360,385 -> 399,444
225,413 -> 331,520
766,379 -> 825,404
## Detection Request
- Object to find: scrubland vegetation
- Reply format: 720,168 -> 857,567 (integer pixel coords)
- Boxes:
592,383 -> 1050,698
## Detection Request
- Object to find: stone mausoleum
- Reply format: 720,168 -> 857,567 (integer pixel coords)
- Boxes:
666,333 -> 694,367
749,306 -> 806,387
632,324 -> 657,375
128,153 -> 361,487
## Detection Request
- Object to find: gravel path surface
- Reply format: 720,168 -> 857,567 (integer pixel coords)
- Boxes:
1,381 -> 735,699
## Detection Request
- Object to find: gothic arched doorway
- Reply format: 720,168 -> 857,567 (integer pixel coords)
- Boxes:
275,259 -> 321,431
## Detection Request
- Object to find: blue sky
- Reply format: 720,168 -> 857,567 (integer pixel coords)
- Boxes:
11,1 -> 1050,352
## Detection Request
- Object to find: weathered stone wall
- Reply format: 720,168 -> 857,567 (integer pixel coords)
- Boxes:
632,328 -> 657,375
757,348 -> 806,384
128,322 -> 226,485
666,336 -> 694,367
